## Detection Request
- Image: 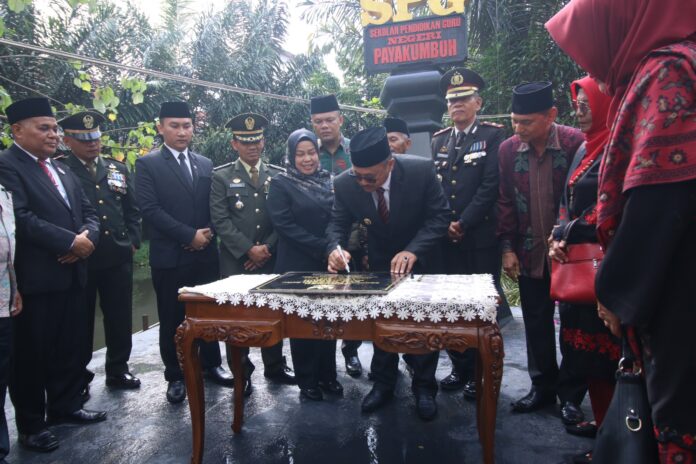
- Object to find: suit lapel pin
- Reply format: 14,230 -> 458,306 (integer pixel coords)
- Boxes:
363,218 -> 372,226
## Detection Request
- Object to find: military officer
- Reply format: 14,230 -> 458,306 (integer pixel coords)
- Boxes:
59,112 -> 142,392
210,113 -> 295,394
431,68 -> 510,399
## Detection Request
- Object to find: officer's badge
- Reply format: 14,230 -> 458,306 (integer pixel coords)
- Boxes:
232,178 -> 242,184
450,72 -> 464,86
363,218 -> 372,226
106,164 -> 127,194
439,145 -> 448,154
244,117 -> 255,131
83,114 -> 95,129
234,194 -> 244,210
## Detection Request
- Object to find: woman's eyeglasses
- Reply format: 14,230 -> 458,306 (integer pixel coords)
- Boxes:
572,99 -> 591,114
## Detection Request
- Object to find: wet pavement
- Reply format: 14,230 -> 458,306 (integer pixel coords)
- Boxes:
3,308 -> 595,464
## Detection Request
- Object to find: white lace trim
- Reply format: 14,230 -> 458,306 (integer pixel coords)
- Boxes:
180,274 -> 498,322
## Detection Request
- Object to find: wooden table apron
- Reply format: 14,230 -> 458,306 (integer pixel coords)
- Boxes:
176,293 -> 505,464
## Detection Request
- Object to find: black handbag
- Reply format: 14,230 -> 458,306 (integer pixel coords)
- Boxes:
593,328 -> 659,464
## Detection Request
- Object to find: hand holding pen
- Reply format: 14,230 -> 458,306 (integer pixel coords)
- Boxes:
327,245 -> 352,273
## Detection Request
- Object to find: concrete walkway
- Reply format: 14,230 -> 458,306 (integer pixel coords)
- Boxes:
3,308 -> 594,464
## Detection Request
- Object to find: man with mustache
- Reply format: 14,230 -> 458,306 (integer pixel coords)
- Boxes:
210,113 -> 295,395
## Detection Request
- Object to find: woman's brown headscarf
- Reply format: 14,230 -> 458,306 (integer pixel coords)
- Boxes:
546,0 -> 696,245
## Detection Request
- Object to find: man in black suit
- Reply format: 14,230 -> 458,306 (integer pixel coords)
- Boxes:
430,68 -> 511,399
60,111 -> 142,391
0,98 -> 107,453
326,127 -> 449,420
135,101 -> 233,404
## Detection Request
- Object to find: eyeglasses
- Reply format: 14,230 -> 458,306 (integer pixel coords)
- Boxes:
348,170 -> 378,184
572,99 -> 590,114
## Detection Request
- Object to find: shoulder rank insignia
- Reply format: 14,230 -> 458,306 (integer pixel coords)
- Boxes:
267,163 -> 287,172
213,161 -> 233,171
432,127 -> 453,137
481,121 -> 505,128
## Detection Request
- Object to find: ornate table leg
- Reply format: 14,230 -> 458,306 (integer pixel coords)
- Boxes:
227,344 -> 245,433
176,319 -> 205,464
476,324 -> 505,464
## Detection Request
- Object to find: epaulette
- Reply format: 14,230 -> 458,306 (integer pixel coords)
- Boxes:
213,162 -> 233,171
52,153 -> 68,161
432,126 -> 453,137
267,163 -> 286,172
480,121 -> 505,128
102,155 -> 126,166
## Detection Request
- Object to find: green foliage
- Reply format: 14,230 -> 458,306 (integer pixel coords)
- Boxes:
7,0 -> 31,13
501,271 -> 520,306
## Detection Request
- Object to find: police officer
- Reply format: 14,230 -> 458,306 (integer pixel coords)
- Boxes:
431,68 -> 509,399
59,112 -> 142,391
210,113 -> 295,395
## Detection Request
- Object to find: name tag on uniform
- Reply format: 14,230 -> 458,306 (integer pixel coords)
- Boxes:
436,153 -> 448,159
228,183 -> 245,188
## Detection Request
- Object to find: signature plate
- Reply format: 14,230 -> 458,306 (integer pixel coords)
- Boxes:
249,272 -> 408,296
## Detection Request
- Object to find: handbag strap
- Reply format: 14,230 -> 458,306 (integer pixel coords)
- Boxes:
618,326 -> 643,374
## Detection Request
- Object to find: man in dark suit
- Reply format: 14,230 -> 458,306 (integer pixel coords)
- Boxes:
326,127 -> 449,421
135,101 -> 233,404
210,113 -> 294,395
60,111 -> 142,391
430,68 -> 510,399
0,98 -> 107,453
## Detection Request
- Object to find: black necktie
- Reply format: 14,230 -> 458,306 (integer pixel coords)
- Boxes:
456,131 -> 466,147
178,152 -> 193,187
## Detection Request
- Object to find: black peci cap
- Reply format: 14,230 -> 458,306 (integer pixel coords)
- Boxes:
58,111 -> 105,141
440,68 -> 485,100
349,127 -> 391,168
310,94 -> 340,115
159,101 -> 192,120
511,81 -> 554,114
5,97 -> 54,124
384,117 -> 409,136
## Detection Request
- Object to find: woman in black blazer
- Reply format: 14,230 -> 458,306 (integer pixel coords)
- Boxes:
267,129 -> 341,401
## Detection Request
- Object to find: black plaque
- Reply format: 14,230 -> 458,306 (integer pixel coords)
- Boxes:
249,272 -> 408,296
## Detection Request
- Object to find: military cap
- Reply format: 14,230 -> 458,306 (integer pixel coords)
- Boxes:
384,117 -> 409,136
349,127 -> 390,168
310,94 -> 340,115
440,68 -> 485,100
225,113 -> 268,143
159,101 -> 192,120
58,111 -> 105,141
5,97 -> 54,125
512,81 -> 554,114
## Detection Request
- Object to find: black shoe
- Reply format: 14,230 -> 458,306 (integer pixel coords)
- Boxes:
511,389 -> 556,413
264,366 -> 296,385
166,380 -> 186,404
106,372 -> 141,389
462,380 -> 477,400
318,380 -> 344,395
47,408 -> 107,425
415,393 -> 438,421
204,366 -> 234,387
572,450 -> 593,464
300,387 -> 323,401
18,429 -> 59,452
560,401 -> 585,425
361,387 -> 393,413
440,371 -> 465,391
565,421 -> 597,438
79,386 -> 90,405
345,355 -> 362,378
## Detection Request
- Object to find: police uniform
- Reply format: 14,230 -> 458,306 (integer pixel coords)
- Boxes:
59,112 -> 142,390
210,113 -> 294,389
431,68 -> 510,395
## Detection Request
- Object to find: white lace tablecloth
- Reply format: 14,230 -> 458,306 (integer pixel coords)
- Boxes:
180,274 -> 499,323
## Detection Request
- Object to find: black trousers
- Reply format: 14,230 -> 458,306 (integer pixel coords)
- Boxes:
518,270 -> 586,404
0,317 -> 11,459
443,245 -> 510,380
151,262 -> 222,382
10,289 -> 85,434
289,339 -> 337,389
238,342 -> 285,378
371,346 -> 439,396
83,260 -> 134,377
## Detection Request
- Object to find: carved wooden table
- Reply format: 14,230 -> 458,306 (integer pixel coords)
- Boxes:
176,292 -> 504,464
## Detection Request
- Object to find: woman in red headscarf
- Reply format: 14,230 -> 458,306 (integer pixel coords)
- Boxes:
549,77 -> 618,455
546,1 -> 696,462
